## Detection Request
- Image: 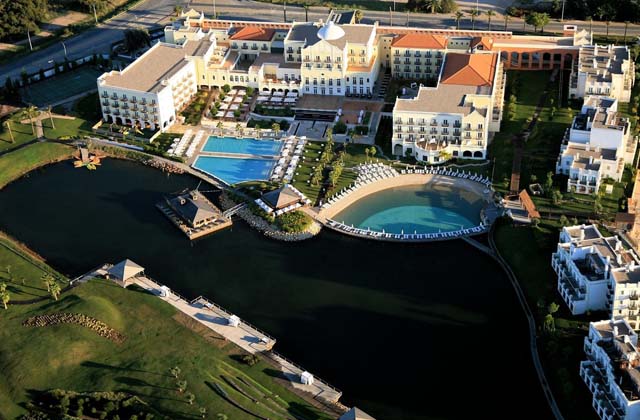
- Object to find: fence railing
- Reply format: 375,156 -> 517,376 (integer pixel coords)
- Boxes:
267,350 -> 342,395
190,295 -> 276,343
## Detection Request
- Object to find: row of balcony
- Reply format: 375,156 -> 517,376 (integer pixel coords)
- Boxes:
102,93 -> 156,106
103,109 -> 156,121
395,120 -> 461,127
393,59 -> 442,66
394,51 -> 443,58
396,128 -> 461,136
304,63 -> 342,70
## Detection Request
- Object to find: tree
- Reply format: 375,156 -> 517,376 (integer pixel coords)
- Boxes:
123,28 -> 151,54
42,274 -> 54,292
3,120 -> 14,143
303,4 -> 309,22
486,10 -> 495,31
255,126 -> 262,138
271,122 -> 281,137
47,105 -> 55,130
605,20 -> 611,42
0,283 -> 9,309
186,392 -> 195,405
624,21 -> 630,45
572,216 -> 579,225
50,282 -> 61,301
551,189 -> 563,205
548,302 -> 560,315
559,214 -> 570,227
504,13 -> 510,31
531,217 -> 540,228
216,121 -> 223,134
199,407 -> 207,418
427,0 -> 440,13
543,314 -> 555,332
454,11 -> 464,29
594,197 -> 603,215
26,105 -> 38,135
369,146 -> 377,159
173,4 -> 183,16
354,9 -> 363,23
468,9 -> 480,30
439,0 -> 458,13
526,12 -> 550,33
0,0 -> 48,41
216,415 -> 228,420
170,366 -> 181,379
177,380 -> 187,393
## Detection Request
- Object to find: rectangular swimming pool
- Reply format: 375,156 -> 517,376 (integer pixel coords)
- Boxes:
202,136 -> 283,156
193,156 -> 275,185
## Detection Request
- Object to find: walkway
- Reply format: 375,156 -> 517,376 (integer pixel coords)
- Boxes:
129,275 -> 343,404
487,227 -> 564,420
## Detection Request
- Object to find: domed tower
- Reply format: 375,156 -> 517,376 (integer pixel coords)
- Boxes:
316,20 -> 345,42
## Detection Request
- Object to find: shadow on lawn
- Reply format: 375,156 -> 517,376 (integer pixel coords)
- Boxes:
81,360 -> 171,378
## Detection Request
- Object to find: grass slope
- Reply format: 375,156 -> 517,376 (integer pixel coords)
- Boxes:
0,142 -> 74,189
0,279 -> 332,420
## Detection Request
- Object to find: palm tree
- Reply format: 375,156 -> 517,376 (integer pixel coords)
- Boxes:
4,120 -> 14,143
255,126 -> 262,138
303,4 -> 309,22
199,407 -> 207,418
605,20 -> 611,42
427,0 -> 440,14
469,9 -> 480,31
173,4 -> 183,16
177,380 -> 187,393
354,9 -> 363,23
503,13 -> 510,31
47,105 -> 55,130
624,21 -> 630,45
271,122 -> 281,137
50,282 -> 61,301
170,366 -> 181,379
369,146 -> 377,159
587,16 -> 593,34
486,10 -> 495,31
42,274 -> 53,292
0,283 -> 9,309
235,122 -> 242,134
216,121 -> 223,135
454,11 -> 464,30
26,106 -> 37,136
186,392 -> 195,405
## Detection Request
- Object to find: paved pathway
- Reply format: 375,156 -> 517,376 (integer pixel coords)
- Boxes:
130,275 -> 343,404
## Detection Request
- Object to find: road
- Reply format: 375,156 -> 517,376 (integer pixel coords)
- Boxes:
2,0 -> 640,84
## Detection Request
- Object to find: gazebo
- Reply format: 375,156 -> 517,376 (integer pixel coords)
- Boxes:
255,184 -> 310,216
106,259 -> 145,287
338,407 -> 377,420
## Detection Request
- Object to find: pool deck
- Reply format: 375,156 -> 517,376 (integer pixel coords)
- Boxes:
316,173 -> 500,242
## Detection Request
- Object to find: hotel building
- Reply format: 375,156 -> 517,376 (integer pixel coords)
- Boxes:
391,51 -> 505,162
555,96 -> 634,195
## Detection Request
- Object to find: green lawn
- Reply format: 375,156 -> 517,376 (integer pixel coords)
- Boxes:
0,277 -> 332,419
43,117 -> 94,140
0,112 -> 37,152
0,142 -> 74,189
291,141 -> 324,204
0,235 -> 67,301
493,219 -> 599,420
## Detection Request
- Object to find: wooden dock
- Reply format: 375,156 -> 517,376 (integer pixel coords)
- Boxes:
156,202 -> 232,240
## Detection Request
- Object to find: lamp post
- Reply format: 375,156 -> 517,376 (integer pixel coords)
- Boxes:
61,41 -> 68,59
561,0 -> 566,22
212,0 -> 216,18
27,29 -> 33,51
283,0 -> 287,22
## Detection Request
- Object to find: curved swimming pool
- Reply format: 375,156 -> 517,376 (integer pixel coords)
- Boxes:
333,183 -> 484,234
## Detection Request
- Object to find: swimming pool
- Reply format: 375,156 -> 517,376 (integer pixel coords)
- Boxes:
193,156 -> 275,185
333,183 -> 483,234
202,136 -> 283,156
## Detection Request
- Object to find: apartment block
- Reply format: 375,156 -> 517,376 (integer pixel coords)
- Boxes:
581,319 -> 640,420
555,96 -> 634,194
570,44 -> 635,102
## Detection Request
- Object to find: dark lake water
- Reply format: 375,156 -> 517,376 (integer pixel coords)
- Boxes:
0,159 -> 549,419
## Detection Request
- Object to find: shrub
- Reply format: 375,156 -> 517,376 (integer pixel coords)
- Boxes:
222,84 -> 231,93
333,121 -> 347,134
276,210 -> 312,233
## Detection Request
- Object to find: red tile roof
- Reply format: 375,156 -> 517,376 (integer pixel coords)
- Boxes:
440,53 -> 498,87
391,33 -> 448,49
230,26 -> 276,41
471,36 -> 494,51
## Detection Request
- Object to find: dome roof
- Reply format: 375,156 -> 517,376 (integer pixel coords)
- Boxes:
317,21 -> 345,41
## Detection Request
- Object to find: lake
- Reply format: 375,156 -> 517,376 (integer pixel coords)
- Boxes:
0,159 -> 549,419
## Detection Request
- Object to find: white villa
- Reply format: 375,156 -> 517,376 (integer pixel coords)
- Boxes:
581,318 -> 640,420
555,96 -> 635,195
552,224 -> 640,331
391,51 -> 505,163
570,44 -> 635,102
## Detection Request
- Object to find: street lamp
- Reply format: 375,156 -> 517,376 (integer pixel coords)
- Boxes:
212,0 -> 216,18
561,0 -> 566,22
61,41 -> 68,59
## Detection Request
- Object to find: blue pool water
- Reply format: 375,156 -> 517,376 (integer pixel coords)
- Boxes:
202,136 -> 283,156
334,183 -> 483,234
193,156 -> 275,185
